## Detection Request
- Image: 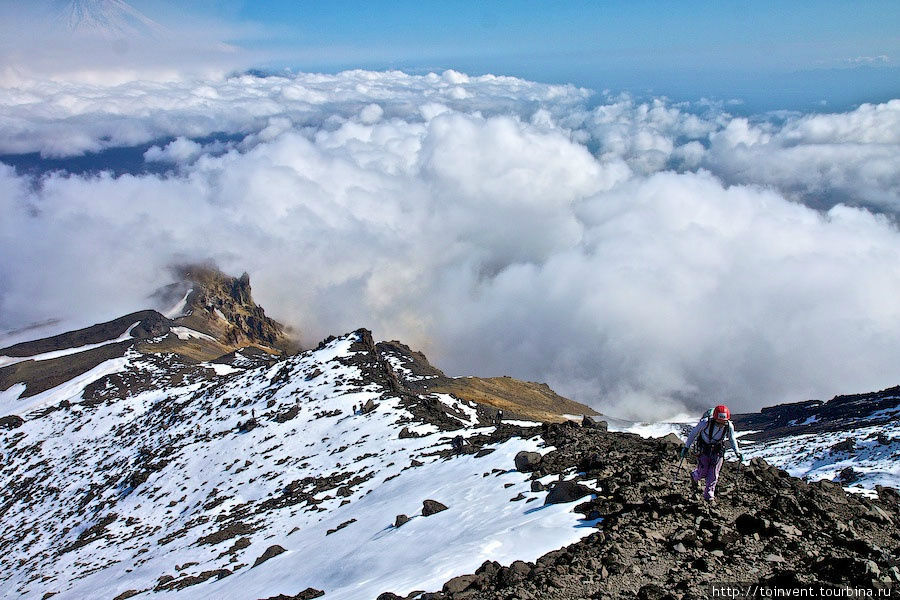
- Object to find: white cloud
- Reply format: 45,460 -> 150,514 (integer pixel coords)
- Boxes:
1,69 -> 900,421
144,137 -> 203,163
847,55 -> 891,65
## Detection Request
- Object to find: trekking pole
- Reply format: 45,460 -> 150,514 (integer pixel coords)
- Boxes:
669,456 -> 686,489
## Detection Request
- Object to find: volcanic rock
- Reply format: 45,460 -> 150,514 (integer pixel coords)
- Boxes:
544,480 -> 593,505
514,451 -> 542,472
422,500 -> 448,516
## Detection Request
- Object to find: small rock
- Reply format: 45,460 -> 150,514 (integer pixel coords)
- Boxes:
672,542 -> 687,554
422,499 -> 448,516
765,554 -> 785,563
394,514 -> 409,528
864,560 -> 880,577
772,521 -> 802,537
638,584 -> 668,600
530,480 -> 545,492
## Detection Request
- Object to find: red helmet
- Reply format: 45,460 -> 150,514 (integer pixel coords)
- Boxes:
713,405 -> 731,421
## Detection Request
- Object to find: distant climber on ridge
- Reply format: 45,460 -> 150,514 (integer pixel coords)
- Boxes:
681,405 -> 743,502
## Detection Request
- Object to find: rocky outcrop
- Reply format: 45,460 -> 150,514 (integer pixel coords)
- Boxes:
733,385 -> 900,441
172,264 -> 298,354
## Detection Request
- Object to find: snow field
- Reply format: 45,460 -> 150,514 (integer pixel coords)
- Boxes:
0,332 -> 597,600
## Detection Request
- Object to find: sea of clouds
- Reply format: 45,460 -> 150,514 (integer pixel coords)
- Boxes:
2,67 -> 899,420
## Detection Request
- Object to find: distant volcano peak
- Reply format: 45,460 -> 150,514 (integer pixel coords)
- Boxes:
56,0 -> 167,39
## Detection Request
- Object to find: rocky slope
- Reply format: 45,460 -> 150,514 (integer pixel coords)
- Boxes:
398,422 -> 900,600
0,328 -> 601,600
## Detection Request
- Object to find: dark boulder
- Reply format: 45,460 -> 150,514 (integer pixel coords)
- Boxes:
394,514 -> 410,528
257,589 -> 325,600
0,415 -> 24,430
545,480 -> 593,505
514,451 -> 542,471
422,500 -> 448,516
581,416 -> 608,431
830,439 -> 855,453
735,513 -> 767,536
443,575 -> 479,595
658,433 -> 683,447
839,466 -> 860,484
252,545 -> 286,568
638,584 -> 669,600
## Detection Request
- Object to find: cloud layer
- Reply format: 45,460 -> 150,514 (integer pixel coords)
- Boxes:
2,69 -> 900,420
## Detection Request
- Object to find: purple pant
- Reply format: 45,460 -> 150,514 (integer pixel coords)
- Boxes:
692,454 -> 724,501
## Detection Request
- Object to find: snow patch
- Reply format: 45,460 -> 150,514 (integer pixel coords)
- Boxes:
169,326 -> 217,342
164,289 -> 193,319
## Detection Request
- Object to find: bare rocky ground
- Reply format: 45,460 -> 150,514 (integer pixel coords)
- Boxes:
380,421 -> 900,600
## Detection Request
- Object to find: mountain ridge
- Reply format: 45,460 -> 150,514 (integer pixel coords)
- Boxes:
1,269 -> 899,598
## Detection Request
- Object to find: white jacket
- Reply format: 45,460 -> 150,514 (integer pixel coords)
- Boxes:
685,417 -> 740,457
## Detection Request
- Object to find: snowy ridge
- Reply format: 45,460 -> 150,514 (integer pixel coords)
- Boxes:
738,422 -> 900,495
0,321 -> 140,368
0,331 -> 596,600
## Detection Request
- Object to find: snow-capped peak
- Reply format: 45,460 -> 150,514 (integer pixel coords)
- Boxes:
56,0 -> 167,39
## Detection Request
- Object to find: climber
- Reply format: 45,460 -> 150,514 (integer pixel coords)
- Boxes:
681,405 -> 744,502
452,435 -> 464,456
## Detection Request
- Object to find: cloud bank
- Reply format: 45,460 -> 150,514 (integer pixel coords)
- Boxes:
2,69 -> 900,420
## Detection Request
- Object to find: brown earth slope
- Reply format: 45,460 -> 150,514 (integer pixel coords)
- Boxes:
377,340 -> 599,423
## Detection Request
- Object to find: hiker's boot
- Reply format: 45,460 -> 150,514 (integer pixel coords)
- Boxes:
691,478 -> 701,496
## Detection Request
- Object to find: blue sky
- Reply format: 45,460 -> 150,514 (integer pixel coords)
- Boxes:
135,0 -> 900,111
